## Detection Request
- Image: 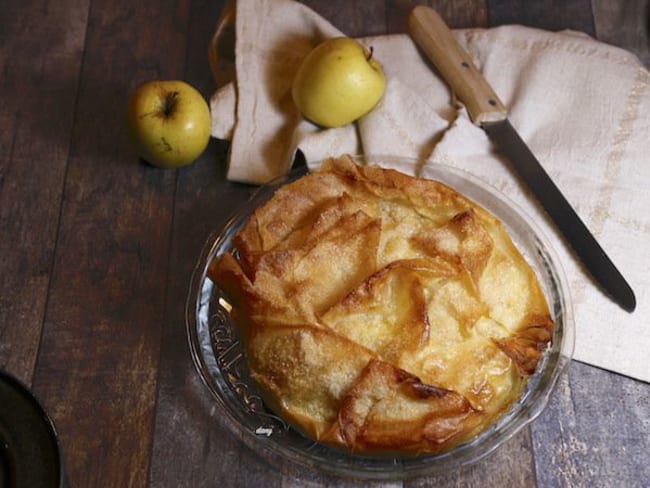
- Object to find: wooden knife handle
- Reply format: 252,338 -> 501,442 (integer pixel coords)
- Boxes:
408,6 -> 508,124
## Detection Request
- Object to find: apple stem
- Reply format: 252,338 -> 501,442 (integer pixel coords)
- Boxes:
366,46 -> 374,62
164,91 -> 179,117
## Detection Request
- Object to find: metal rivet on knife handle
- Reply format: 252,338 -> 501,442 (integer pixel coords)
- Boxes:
408,6 -> 636,312
408,6 -> 509,124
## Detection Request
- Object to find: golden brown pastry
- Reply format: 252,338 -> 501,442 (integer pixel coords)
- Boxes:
210,155 -> 553,454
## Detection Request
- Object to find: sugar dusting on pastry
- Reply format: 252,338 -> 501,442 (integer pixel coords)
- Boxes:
210,154 -> 554,454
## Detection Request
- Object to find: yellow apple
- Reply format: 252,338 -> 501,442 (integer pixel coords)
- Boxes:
292,37 -> 387,128
127,80 -> 211,168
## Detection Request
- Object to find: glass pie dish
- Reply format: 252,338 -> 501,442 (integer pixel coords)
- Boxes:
186,155 -> 575,480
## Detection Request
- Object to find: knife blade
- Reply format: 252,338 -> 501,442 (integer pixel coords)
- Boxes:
408,6 -> 636,312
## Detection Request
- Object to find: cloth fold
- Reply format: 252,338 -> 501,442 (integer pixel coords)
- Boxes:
209,0 -> 650,383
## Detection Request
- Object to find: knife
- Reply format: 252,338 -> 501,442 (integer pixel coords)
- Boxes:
408,6 -> 636,312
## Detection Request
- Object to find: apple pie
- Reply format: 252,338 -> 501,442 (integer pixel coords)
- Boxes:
209,155 -> 554,454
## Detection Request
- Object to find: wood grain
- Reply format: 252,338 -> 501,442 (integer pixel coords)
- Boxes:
1,1 -> 648,487
146,0 -> 270,485
29,0 -> 192,486
301,0 -> 388,38
488,0 -> 596,36
386,0 -> 488,32
0,0 -> 88,385
592,0 -> 650,67
484,3 -> 650,488
531,363 -> 650,488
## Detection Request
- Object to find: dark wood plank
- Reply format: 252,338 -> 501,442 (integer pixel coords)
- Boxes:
150,2 -> 399,485
592,0 -> 650,66
147,146 -> 266,488
532,363 -> 650,488
301,0 -> 388,38
405,432 -> 536,488
485,3 -> 650,488
0,0 -> 88,384
29,0 -> 195,486
386,0 -> 488,32
487,0 -> 596,36
7,1 -> 640,487
145,1 -> 274,485
155,0 -> 313,484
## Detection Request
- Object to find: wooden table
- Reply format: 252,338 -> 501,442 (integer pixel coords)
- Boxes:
1,1 -> 648,486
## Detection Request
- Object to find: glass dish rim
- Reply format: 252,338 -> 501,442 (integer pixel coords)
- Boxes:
185,154 -> 575,480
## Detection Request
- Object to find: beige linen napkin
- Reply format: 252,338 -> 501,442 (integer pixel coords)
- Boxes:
210,0 -> 650,383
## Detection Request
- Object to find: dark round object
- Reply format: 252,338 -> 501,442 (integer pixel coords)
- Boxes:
0,370 -> 64,488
